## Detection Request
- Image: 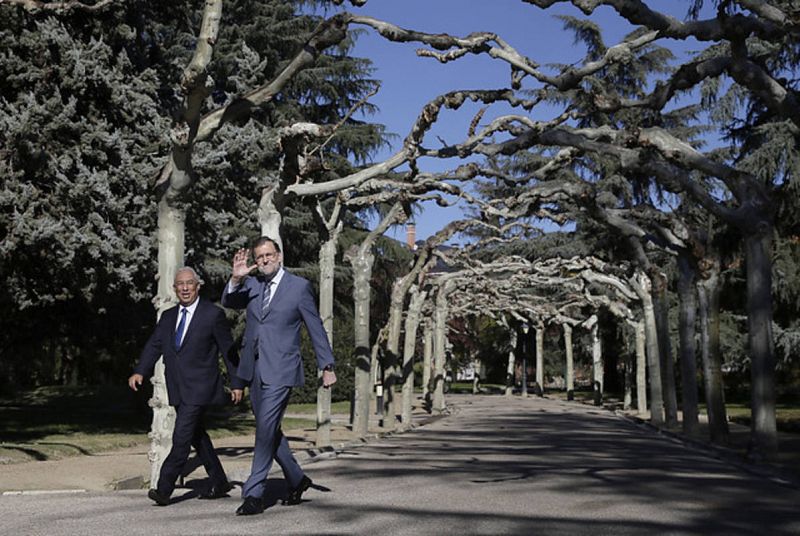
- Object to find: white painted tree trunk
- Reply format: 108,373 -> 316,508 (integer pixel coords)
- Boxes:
591,321 -> 603,406
563,324 -> 574,400
634,319 -> 648,415
506,328 -> 518,397
472,353 -> 482,394
535,325 -> 544,397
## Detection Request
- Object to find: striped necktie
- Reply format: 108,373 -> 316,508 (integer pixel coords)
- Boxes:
261,281 -> 272,316
174,308 -> 187,350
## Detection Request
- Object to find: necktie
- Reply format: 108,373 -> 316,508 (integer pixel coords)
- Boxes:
174,308 -> 187,349
261,281 -> 272,317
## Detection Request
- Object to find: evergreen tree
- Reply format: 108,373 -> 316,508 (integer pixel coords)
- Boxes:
0,1 -> 385,393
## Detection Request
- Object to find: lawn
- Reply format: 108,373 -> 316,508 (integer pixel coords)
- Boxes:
0,386 -> 331,464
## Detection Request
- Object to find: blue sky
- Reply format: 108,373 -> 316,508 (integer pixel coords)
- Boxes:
317,0 -> 707,242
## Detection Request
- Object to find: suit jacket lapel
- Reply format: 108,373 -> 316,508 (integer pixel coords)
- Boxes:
265,272 -> 291,317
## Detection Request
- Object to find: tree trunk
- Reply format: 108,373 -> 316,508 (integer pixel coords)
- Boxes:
634,319 -> 648,415
697,267 -> 729,444
348,203 -> 405,436
564,324 -> 574,401
591,321 -> 603,406
535,324 -> 544,397
633,271 -> 664,426
315,225 -> 340,447
506,327 -> 517,397
147,199 -> 184,486
422,319 -> 433,412
472,353 -> 481,394
383,277 -> 408,428
257,181 -> 284,247
677,255 -> 700,437
400,286 -> 426,428
350,249 -> 373,436
653,275 -> 678,427
432,281 -> 453,412
744,230 -> 778,459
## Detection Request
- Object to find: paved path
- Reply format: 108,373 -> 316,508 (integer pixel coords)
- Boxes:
2,395 -> 799,535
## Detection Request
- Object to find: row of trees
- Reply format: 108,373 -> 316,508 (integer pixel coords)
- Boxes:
2,0 -> 798,471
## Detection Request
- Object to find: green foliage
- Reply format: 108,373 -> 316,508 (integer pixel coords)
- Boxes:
0,1 -> 386,393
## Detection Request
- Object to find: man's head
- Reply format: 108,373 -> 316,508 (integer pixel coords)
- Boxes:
251,236 -> 282,279
173,267 -> 202,306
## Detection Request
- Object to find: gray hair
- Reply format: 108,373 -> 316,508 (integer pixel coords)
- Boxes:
174,266 -> 204,286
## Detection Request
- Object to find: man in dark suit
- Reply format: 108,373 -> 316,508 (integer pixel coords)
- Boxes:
128,267 -> 241,506
222,236 -> 336,516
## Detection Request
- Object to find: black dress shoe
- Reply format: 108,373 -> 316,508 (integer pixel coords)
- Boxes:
282,475 -> 312,506
148,488 -> 170,506
235,496 -> 264,516
198,481 -> 233,500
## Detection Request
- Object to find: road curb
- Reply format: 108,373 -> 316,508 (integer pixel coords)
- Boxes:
615,410 -> 800,491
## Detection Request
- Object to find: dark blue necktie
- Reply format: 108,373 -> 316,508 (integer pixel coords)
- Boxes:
174,308 -> 187,350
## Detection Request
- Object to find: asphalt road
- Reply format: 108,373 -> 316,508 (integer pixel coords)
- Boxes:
2,394 -> 798,535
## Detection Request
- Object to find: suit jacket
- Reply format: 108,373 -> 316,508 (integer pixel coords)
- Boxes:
221,270 -> 334,390
134,298 -> 238,407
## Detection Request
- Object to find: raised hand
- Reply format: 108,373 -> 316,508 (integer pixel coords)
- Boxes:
231,248 -> 256,283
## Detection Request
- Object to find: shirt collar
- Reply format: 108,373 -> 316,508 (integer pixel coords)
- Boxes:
268,267 -> 285,288
180,297 -> 200,315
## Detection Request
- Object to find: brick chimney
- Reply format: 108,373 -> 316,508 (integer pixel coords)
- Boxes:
406,224 -> 417,251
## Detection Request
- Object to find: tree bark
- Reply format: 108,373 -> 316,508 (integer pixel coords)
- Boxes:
653,274 -> 678,427
432,280 -> 453,412
591,321 -> 603,406
697,265 -> 729,444
563,323 -> 574,401
147,199 -> 184,486
677,254 -> 700,437
349,245 -> 374,436
634,319 -> 648,414
383,276 -> 406,427
315,218 -> 341,447
632,271 -> 664,426
506,324 -> 518,397
348,203 -> 405,436
257,181 -> 284,246
422,318 -> 433,412
535,324 -> 544,396
147,0 -> 222,486
400,285 -> 426,428
744,229 -> 778,459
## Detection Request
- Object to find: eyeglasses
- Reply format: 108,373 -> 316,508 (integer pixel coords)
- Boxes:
255,252 -> 279,262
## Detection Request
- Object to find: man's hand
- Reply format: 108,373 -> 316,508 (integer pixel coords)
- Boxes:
231,389 -> 244,404
231,248 -> 256,285
322,370 -> 337,389
128,373 -> 144,392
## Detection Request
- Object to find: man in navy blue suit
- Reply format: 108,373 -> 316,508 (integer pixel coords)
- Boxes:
223,236 -> 336,516
128,267 -> 240,506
